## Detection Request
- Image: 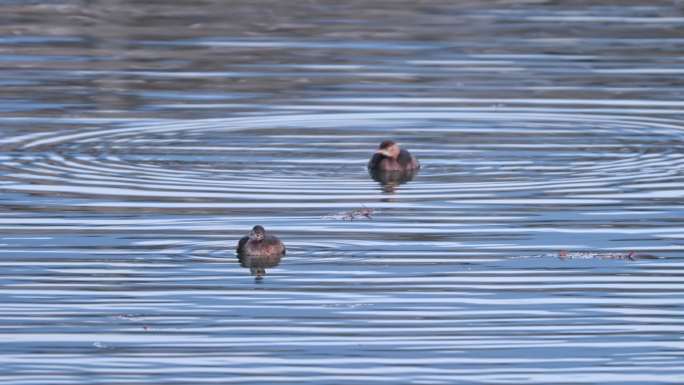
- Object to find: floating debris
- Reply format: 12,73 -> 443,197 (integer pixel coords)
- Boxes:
557,250 -> 657,261
343,207 -> 374,221
116,313 -> 151,331
115,313 -> 139,321
324,206 -> 375,221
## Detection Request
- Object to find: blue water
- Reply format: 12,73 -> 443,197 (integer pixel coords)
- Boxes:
1,1 -> 684,384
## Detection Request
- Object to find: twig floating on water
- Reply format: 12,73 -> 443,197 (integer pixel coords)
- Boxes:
324,206 -> 375,221
558,250 -> 648,260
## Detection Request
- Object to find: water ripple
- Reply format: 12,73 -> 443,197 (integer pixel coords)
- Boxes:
1,1 -> 684,384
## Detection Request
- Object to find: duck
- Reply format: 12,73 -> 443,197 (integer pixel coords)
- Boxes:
236,225 -> 286,257
367,140 -> 420,172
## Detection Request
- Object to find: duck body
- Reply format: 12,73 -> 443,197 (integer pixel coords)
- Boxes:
367,140 -> 420,172
236,225 -> 286,257
368,148 -> 420,172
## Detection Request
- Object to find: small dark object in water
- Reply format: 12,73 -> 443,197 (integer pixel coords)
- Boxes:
368,140 -> 420,172
236,225 -> 286,257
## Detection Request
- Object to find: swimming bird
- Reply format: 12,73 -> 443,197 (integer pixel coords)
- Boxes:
236,225 -> 286,257
367,140 -> 420,172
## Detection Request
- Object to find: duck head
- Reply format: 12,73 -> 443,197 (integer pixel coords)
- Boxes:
375,140 -> 401,159
249,225 -> 265,241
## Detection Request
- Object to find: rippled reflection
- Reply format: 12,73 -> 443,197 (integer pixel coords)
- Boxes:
1,0 -> 684,384
237,253 -> 283,280
368,168 -> 419,193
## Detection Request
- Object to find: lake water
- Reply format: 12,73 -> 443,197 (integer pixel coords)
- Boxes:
1,1 -> 684,384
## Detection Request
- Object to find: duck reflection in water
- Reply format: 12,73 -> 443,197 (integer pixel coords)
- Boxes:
367,140 -> 420,193
236,225 -> 285,280
237,253 -> 282,280
368,167 -> 419,193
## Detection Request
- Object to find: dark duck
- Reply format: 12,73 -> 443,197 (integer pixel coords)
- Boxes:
236,225 -> 286,257
367,140 -> 420,172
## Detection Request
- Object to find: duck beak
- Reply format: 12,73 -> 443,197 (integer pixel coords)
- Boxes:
375,149 -> 390,157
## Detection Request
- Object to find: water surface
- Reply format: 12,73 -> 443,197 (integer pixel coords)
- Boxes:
1,1 -> 684,384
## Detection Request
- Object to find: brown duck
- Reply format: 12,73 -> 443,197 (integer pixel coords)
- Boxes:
367,140 -> 420,172
236,225 -> 286,257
